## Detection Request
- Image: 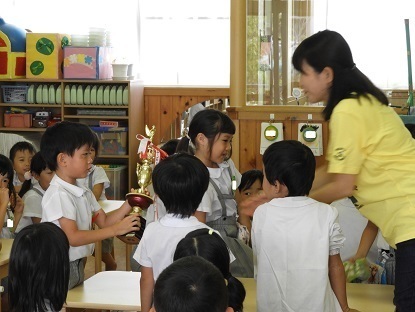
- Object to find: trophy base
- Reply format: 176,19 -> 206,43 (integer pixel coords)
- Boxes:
117,216 -> 146,245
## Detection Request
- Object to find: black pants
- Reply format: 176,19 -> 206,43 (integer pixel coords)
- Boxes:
395,239 -> 415,311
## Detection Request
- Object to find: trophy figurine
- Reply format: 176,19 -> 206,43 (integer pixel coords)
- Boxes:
118,125 -> 168,244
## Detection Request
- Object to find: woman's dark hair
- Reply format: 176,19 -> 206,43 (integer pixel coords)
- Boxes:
174,228 -> 246,312
40,121 -> 95,171
9,141 -> 36,198
292,30 -> 388,121
9,222 -> 70,312
0,154 -> 17,211
152,153 -> 209,217
176,109 -> 235,155
263,140 -> 315,196
238,169 -> 263,192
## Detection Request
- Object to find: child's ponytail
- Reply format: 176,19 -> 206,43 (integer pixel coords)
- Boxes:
227,274 -> 246,312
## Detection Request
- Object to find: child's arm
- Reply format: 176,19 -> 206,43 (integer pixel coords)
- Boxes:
11,195 -> 24,232
0,188 -> 9,228
350,220 -> 378,262
59,212 -> 139,247
329,253 -> 350,312
92,182 -> 104,201
140,266 -> 155,312
93,200 -> 135,228
238,193 -> 268,218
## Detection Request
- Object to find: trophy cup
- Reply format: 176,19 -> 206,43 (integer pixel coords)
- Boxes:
118,125 -> 168,244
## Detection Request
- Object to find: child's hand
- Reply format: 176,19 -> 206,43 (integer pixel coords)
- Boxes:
13,195 -> 24,214
0,188 -> 9,206
238,192 -> 268,217
112,213 -> 141,236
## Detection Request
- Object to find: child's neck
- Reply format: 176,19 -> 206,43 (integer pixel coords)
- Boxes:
55,169 -> 77,185
194,152 -> 219,168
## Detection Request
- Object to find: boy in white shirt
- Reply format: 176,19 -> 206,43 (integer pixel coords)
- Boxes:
40,121 -> 140,289
133,153 -> 213,312
252,140 -> 353,312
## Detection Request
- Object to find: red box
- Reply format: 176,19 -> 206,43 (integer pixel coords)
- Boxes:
4,113 -> 32,128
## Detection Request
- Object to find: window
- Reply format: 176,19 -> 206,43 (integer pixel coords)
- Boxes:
2,0 -> 230,86
314,0 -> 415,90
139,0 -> 230,85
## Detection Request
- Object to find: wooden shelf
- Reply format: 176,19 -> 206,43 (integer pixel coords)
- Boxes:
0,79 -> 145,194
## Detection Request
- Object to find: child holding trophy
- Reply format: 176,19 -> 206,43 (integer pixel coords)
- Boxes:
40,121 -> 140,289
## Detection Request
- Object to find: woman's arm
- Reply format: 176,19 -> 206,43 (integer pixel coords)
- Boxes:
351,220 -> 378,261
309,173 -> 357,204
140,266 -> 155,312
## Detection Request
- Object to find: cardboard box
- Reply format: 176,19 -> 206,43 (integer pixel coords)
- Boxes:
4,113 -> 32,128
26,33 -> 70,79
63,46 -> 112,79
91,126 -> 128,155
98,165 -> 127,200
0,28 -> 26,79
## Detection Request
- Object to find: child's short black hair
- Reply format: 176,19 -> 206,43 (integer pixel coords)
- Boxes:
30,152 -> 48,176
40,121 -> 95,171
174,229 -> 246,312
91,131 -> 100,156
263,140 -> 315,196
154,256 -> 228,312
9,222 -> 69,312
9,141 -> 36,162
405,123 -> 415,139
160,138 -> 179,156
238,169 -> 263,192
152,153 -> 209,218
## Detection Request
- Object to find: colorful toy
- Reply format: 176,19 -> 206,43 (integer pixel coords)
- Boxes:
0,18 -> 26,79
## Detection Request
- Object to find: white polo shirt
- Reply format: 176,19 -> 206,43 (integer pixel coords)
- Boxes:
41,174 -> 101,261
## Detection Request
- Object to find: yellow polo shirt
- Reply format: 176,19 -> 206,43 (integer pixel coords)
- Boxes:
327,95 -> 415,248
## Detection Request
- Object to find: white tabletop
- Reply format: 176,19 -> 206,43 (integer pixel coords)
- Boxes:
66,271 -> 141,310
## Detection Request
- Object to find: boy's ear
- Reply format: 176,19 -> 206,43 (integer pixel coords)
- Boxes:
275,180 -> 289,197
57,152 -> 67,167
226,307 -> 235,312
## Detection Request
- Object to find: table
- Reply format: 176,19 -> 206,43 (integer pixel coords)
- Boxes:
95,200 -> 135,273
0,239 -> 13,312
66,271 -> 141,311
239,278 -> 395,312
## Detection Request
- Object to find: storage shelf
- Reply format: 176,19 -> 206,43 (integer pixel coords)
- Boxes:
64,115 -> 129,120
0,103 -> 61,107
0,78 -> 144,195
0,127 -> 47,132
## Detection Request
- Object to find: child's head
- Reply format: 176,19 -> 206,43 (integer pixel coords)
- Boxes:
235,169 -> 263,204
174,229 -> 246,312
40,121 -> 95,172
90,131 -> 100,162
0,154 -> 15,202
159,138 -> 179,156
292,30 -> 388,120
262,140 -> 315,198
8,222 -> 70,312
9,141 -> 36,181
30,152 -> 54,191
152,256 -> 230,312
178,109 -> 235,163
152,153 -> 209,217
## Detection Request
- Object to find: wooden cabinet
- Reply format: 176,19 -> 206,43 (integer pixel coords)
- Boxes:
0,79 -> 144,195
227,105 -> 329,172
